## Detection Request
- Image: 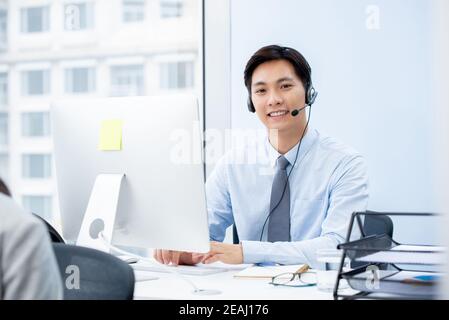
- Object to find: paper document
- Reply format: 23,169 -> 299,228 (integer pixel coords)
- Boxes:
390,245 -> 446,252
384,271 -> 443,283
356,245 -> 446,265
234,264 -> 307,279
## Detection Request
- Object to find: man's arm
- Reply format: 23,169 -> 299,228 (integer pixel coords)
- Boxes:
206,156 -> 234,242
206,155 -> 369,268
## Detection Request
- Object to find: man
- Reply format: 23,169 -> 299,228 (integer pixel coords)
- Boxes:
0,179 -> 63,299
154,45 -> 368,268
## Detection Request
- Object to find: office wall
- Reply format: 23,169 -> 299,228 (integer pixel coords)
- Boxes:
432,0 -> 449,299
206,0 -> 442,244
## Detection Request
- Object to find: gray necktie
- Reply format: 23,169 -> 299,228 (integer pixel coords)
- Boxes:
267,156 -> 291,242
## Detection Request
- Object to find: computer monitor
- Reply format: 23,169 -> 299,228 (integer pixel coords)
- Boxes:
51,94 -> 210,253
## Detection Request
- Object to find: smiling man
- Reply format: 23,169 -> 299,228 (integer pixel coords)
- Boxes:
154,45 -> 369,268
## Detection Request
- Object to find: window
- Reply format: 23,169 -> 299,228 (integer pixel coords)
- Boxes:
123,0 -> 145,22
21,70 -> 50,96
22,195 -> 52,220
21,112 -> 50,137
20,6 -> 50,33
64,2 -> 94,31
160,0 -> 183,18
0,10 -> 7,49
0,113 -> 7,145
3,0 -> 200,225
0,154 -> 8,182
0,73 -> 7,106
110,65 -> 144,96
65,67 -> 96,93
22,154 -> 52,179
160,61 -> 194,89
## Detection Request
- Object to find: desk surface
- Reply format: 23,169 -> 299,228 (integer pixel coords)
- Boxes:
133,267 -> 340,300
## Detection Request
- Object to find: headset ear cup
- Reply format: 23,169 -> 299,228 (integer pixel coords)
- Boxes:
247,97 -> 255,113
306,87 -> 312,105
307,86 -> 317,106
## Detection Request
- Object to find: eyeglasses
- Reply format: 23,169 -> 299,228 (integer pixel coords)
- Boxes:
269,271 -> 317,287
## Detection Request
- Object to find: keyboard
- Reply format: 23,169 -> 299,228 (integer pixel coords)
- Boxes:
131,262 -> 228,276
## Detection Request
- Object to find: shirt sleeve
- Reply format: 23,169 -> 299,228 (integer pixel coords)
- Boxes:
2,215 -> 63,300
241,155 -> 369,268
205,156 -> 234,242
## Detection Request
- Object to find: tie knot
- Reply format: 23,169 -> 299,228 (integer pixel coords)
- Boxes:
276,156 -> 290,170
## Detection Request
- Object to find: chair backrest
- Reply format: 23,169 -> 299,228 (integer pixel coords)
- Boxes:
33,214 -> 65,243
361,211 -> 394,238
52,243 -> 135,300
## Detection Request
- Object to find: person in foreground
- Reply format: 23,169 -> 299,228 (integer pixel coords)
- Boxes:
0,178 -> 63,299
154,45 -> 369,268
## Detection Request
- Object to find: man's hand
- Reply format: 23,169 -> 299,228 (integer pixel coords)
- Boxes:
202,241 -> 243,264
153,250 -> 204,265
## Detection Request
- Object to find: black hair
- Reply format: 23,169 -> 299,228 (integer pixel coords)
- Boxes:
244,44 -> 312,93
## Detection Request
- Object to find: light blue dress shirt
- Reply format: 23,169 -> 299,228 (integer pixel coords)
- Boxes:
205,128 -> 369,268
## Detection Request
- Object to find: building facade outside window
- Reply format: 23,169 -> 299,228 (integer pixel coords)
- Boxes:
64,2 -> 94,31
110,65 -> 144,96
65,67 -> 96,93
20,6 -> 50,33
0,112 -> 7,145
123,0 -> 145,22
160,61 -> 194,89
160,0 -> 183,18
0,72 -> 7,106
21,70 -> 50,96
22,154 -> 52,179
22,195 -> 53,220
21,112 -> 51,137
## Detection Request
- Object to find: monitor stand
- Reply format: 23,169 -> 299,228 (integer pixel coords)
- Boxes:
76,173 -> 158,281
76,173 -> 125,253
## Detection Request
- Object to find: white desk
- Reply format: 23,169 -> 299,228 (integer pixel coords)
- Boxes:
133,267 -> 338,300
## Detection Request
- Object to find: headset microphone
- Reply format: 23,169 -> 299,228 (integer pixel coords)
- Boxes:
290,106 -> 307,117
290,88 -> 318,117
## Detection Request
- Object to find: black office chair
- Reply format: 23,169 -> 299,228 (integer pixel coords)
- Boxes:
33,214 -> 65,243
52,243 -> 135,300
359,211 -> 394,238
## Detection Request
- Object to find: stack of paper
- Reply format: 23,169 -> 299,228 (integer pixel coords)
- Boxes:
356,245 -> 446,265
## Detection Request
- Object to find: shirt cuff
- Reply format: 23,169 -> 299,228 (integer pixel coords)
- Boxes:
241,240 -> 270,264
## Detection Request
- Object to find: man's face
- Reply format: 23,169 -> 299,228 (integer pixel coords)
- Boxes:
251,59 -> 306,133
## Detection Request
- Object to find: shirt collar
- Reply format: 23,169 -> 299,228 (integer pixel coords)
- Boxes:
265,127 -> 319,168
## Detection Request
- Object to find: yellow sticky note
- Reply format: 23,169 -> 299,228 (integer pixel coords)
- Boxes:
99,119 -> 123,151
